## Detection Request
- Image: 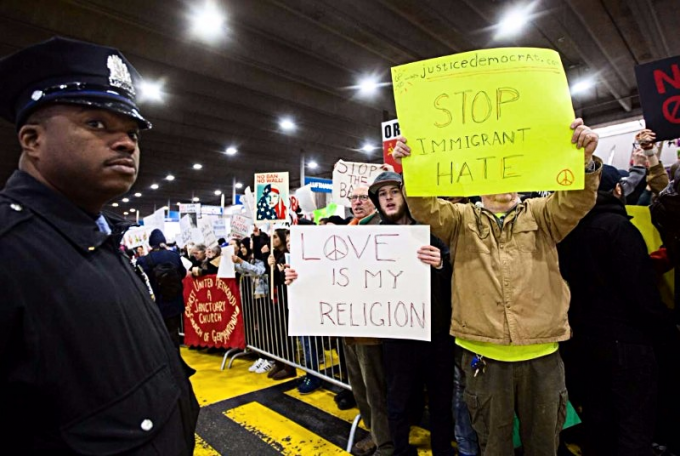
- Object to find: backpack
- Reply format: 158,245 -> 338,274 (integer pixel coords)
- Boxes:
650,177 -> 680,262
146,252 -> 183,300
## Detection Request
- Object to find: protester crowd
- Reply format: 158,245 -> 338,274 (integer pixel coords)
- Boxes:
2,35 -> 679,456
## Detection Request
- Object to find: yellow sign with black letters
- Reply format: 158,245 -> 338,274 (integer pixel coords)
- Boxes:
392,47 -> 582,196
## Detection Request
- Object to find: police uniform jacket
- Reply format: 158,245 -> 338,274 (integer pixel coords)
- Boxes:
0,171 -> 199,455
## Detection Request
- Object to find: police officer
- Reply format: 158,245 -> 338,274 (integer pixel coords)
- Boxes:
0,37 -> 199,454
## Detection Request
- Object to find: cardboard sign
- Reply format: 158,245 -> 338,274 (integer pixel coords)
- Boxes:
635,55 -> 680,141
332,160 -> 383,204
230,214 -> 252,239
178,215 -> 194,248
254,172 -> 290,222
382,119 -> 403,173
288,225 -> 432,341
392,47 -> 580,196
198,217 -> 217,247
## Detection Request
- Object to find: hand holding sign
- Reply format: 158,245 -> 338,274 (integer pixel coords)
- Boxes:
570,118 -> 598,164
391,136 -> 410,164
417,245 -> 442,268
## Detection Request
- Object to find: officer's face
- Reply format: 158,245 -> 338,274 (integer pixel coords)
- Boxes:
20,105 -> 140,212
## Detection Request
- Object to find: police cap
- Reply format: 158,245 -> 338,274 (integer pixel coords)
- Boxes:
0,36 -> 151,129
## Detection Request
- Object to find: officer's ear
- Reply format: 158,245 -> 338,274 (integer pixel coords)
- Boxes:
17,122 -> 45,160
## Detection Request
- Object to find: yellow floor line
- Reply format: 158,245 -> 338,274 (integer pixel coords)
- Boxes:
194,434 -> 221,456
284,388 -> 368,431
225,402 -> 350,455
181,347 -> 302,406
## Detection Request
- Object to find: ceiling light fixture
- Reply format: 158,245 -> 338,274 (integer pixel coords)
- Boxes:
166,174 -> 175,181
495,4 -> 534,39
570,78 -> 596,95
138,80 -> 165,103
235,182 -> 243,189
150,183 -> 159,190
134,192 -> 142,197
122,198 -> 130,203
129,208 -> 136,213
308,161 -> 318,169
111,202 -> 119,207
225,146 -> 237,155
361,143 -> 377,153
192,197 -> 200,202
189,1 -> 226,42
193,163 -> 203,170
279,117 -> 296,132
214,190 -> 222,196
358,76 -> 380,97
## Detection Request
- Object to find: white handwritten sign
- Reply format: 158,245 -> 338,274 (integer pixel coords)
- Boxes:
288,225 -> 431,341
332,160 -> 383,205
199,217 -> 218,247
230,214 -> 252,239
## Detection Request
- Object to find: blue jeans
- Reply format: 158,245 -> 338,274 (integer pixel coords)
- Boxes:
300,336 -> 319,371
453,364 -> 479,456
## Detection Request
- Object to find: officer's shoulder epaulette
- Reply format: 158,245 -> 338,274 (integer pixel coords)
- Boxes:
0,196 -> 34,239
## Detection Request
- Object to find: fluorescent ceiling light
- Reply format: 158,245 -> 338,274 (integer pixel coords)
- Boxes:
139,80 -> 164,103
495,4 -> 535,39
189,1 -> 226,42
570,78 -> 596,95
279,118 -> 296,132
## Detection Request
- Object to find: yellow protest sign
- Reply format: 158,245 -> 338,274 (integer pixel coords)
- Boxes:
392,47 -> 582,196
626,205 -> 675,308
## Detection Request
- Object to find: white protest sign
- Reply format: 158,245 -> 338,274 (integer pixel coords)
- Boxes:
199,217 -> 218,247
179,215 -> 194,248
230,214 -> 252,239
213,219 -> 227,239
332,160 -> 383,205
191,227 -> 204,244
288,225 -> 431,341
243,186 -> 255,217
143,208 -> 165,233
217,246 -> 236,279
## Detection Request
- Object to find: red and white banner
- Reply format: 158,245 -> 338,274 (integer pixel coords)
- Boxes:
183,275 -> 246,349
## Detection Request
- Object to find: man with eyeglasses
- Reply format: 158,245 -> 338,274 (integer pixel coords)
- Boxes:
348,184 -> 381,226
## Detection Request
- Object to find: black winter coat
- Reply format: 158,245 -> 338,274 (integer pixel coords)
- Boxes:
558,193 -> 676,345
0,171 -> 199,455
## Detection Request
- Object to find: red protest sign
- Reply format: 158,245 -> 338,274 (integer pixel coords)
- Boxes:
183,275 -> 245,349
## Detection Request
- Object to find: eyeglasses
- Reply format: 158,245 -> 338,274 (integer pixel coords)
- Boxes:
348,195 -> 370,202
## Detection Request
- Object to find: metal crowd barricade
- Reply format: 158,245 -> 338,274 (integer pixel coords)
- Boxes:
222,275 -> 362,452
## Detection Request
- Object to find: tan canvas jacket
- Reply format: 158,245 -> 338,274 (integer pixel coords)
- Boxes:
407,161 -> 602,345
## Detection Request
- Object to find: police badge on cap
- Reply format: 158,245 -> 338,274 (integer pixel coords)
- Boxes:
0,36 -> 151,129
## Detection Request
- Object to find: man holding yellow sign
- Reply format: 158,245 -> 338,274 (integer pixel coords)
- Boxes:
391,47 -> 602,455
393,48 -> 584,197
